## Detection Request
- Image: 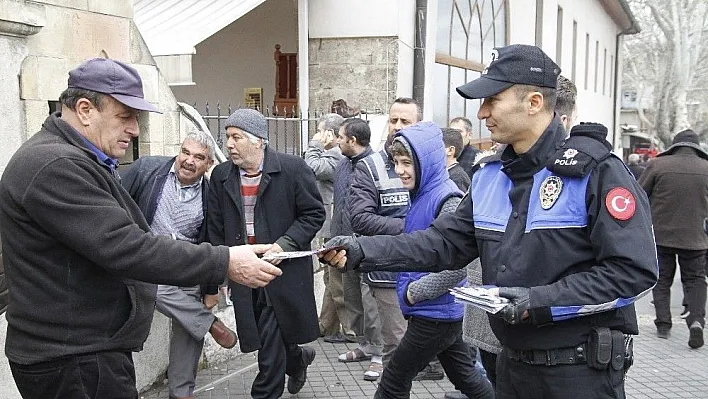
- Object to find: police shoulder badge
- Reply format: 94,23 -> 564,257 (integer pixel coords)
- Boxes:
540,175 -> 563,210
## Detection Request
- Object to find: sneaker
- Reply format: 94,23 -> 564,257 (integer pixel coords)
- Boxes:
287,346 -> 316,394
689,321 -> 704,349
680,306 -> 690,319
656,326 -> 671,339
412,363 -> 445,381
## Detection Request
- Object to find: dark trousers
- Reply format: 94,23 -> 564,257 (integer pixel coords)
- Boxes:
10,351 -> 138,399
479,349 -> 498,387
251,290 -> 308,399
496,348 -> 625,399
375,317 -> 493,399
653,246 -> 707,330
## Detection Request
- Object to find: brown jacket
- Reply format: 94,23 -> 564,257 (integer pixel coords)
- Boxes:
639,146 -> 708,250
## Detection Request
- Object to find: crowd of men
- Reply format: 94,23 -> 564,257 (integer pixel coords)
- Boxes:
2,42 -> 707,399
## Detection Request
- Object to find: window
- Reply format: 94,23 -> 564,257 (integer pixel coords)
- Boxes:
584,34 -> 590,90
535,0 -> 544,47
556,7 -> 563,66
602,48 -> 607,95
594,41 -> 599,92
572,20 -> 577,82
433,0 -> 508,143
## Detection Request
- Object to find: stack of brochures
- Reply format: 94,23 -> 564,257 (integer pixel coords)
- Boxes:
450,286 -> 510,314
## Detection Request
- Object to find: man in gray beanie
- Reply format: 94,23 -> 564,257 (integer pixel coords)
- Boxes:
208,109 -> 326,397
639,128 -> 708,349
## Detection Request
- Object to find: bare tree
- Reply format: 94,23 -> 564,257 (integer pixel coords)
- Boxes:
623,0 -> 708,145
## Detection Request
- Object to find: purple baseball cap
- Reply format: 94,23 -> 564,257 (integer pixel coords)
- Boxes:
68,58 -> 161,113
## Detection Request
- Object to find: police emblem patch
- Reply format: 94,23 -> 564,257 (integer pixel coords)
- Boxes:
540,175 -> 563,210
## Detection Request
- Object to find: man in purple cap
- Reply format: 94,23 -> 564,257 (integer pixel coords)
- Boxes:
0,58 -> 282,398
320,44 -> 657,398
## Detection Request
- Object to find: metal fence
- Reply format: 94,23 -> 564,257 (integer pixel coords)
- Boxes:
194,102 -> 384,157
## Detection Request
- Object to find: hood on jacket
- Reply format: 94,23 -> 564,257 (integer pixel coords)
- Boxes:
393,121 -> 449,200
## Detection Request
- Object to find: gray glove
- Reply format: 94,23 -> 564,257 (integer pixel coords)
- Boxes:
497,287 -> 531,325
323,235 -> 364,272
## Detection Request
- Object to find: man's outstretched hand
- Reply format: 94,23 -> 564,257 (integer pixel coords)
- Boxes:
317,236 -> 363,271
227,244 -> 283,288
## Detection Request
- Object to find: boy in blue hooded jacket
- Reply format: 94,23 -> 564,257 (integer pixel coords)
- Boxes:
374,121 -> 494,399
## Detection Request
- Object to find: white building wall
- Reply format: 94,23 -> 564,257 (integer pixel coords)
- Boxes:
508,0 -> 623,136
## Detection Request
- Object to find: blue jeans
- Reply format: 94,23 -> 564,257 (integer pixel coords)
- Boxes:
375,317 -> 494,399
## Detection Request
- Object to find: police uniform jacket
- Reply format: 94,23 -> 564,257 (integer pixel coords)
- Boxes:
349,149 -> 409,288
353,117 -> 658,351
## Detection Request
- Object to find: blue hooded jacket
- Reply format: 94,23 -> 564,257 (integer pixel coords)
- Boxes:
394,122 -> 465,320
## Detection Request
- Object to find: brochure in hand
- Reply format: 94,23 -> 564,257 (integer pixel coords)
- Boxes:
261,246 -> 345,261
449,285 -> 510,314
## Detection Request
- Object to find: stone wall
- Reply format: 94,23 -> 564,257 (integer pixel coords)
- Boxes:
309,37 -> 398,114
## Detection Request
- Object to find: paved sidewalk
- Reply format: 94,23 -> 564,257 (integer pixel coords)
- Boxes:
142,314 -> 707,399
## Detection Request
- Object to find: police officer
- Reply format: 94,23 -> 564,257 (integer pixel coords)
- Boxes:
321,44 -> 658,399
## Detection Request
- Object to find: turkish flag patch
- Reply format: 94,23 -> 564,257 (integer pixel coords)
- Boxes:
605,187 -> 636,221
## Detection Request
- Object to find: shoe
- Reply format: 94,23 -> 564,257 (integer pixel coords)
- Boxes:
680,306 -> 690,319
338,347 -> 372,362
344,333 -> 359,343
656,326 -> 671,339
323,332 -> 348,343
209,317 -> 238,349
287,346 -> 316,394
363,360 -> 383,381
444,392 -> 469,399
412,363 -> 445,381
689,321 -> 704,349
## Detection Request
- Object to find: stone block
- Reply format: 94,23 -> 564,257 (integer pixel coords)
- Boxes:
0,0 -> 46,35
131,63 -> 159,104
133,311 -> 169,392
30,0 -> 89,11
23,99 -> 51,138
20,55 -> 70,101
138,141 -> 164,157
87,0 -> 132,19
161,111 -> 181,148
128,23 -> 153,65
27,8 -> 130,62
138,111 -> 163,144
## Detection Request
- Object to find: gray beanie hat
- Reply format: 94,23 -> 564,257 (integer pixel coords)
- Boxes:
224,108 -> 268,140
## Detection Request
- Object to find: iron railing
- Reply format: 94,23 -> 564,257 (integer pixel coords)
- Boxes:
194,102 -> 383,157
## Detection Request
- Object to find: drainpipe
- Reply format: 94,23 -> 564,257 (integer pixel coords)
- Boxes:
612,0 -> 640,149
413,0 -> 427,111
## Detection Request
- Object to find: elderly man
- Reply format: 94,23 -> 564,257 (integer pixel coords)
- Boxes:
0,58 -> 280,398
208,108 -> 325,398
323,45 -> 657,399
122,130 -> 238,399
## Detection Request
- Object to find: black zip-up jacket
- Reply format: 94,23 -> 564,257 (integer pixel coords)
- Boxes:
352,118 -> 658,350
0,114 -> 229,365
